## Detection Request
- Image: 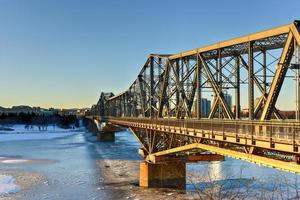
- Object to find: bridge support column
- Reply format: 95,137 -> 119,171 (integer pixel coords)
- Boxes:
87,120 -> 98,135
139,161 -> 186,189
97,131 -> 115,142
96,124 -> 116,142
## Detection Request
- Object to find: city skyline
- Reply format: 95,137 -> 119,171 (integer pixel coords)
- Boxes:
1,0 -> 300,109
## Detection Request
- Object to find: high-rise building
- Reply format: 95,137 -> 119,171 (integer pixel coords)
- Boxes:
191,98 -> 212,117
201,98 -> 211,117
224,93 -> 232,109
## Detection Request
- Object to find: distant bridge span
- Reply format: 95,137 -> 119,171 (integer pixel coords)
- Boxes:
87,21 -> 300,189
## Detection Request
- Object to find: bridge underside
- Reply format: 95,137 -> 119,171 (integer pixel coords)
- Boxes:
109,117 -> 300,174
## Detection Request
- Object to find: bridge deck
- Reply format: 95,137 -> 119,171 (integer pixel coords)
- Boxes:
108,117 -> 300,155
87,115 -> 300,173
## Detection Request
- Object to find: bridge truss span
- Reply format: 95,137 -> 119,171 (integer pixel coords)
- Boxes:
102,21 -> 300,121
88,21 -> 300,175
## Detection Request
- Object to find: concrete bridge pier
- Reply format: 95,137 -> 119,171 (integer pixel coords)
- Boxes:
86,118 -> 116,142
87,120 -> 98,135
139,154 -> 225,189
96,124 -> 116,142
139,161 -> 186,189
97,130 -> 115,142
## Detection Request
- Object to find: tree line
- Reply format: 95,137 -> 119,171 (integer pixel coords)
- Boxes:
0,112 -> 79,129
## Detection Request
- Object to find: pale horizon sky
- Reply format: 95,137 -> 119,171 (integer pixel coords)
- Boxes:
0,0 -> 300,109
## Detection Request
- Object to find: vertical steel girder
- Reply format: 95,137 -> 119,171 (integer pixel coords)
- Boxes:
150,57 -> 154,117
218,49 -> 223,118
196,55 -> 202,119
262,49 -> 267,93
235,56 -> 240,119
175,60 -> 180,108
248,41 -> 254,120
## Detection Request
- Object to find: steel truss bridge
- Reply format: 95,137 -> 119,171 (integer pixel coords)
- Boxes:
88,21 -> 300,175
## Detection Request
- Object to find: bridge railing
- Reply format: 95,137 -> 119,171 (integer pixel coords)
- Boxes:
107,116 -> 300,145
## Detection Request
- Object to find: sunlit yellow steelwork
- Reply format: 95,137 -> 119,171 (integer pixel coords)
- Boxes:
149,143 -> 300,174
86,21 -> 300,177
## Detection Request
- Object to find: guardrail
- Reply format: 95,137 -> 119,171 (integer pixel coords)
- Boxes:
102,116 -> 300,154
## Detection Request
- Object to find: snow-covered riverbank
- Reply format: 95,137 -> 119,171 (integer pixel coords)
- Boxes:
0,124 -> 83,142
0,124 -> 84,197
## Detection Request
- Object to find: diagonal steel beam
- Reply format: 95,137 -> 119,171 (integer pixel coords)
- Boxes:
150,57 -> 154,117
187,70 -> 197,114
207,59 -> 236,88
239,56 -> 282,119
199,54 -> 234,119
260,32 -> 294,120
208,98 -> 219,118
290,22 -> 300,47
129,128 -> 150,154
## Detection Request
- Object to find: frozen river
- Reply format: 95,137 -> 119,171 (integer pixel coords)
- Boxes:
0,126 -> 140,199
0,125 -> 299,199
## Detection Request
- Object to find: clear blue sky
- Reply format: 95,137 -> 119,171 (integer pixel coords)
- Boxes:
0,0 -> 299,109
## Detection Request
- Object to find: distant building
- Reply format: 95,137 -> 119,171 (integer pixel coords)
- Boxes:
224,93 -> 232,109
57,108 -> 79,116
75,108 -> 90,117
0,106 -> 81,116
201,98 -> 211,117
1,106 -> 48,115
191,98 -> 211,117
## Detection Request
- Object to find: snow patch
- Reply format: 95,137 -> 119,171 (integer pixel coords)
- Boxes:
0,175 -> 20,196
0,124 -> 85,142
0,124 -> 79,133
1,159 -> 29,164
